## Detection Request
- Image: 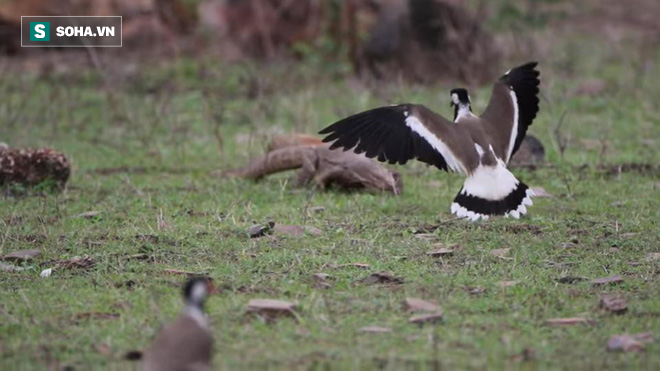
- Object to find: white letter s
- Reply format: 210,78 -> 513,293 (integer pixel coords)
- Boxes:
35,24 -> 45,38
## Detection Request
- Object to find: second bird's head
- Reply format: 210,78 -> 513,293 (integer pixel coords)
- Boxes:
183,277 -> 212,308
449,88 -> 471,108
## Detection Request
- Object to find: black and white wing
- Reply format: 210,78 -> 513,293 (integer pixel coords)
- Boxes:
319,104 -> 477,174
480,62 -> 540,163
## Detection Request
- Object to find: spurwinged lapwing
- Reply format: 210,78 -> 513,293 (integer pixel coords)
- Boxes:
143,277 -> 213,371
319,62 -> 540,221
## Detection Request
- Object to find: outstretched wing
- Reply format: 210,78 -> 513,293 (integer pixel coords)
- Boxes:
480,62 -> 540,163
319,104 -> 477,174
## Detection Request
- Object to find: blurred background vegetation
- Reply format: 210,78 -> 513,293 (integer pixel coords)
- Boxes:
0,0 -> 657,83
1,0 -> 658,171
0,0 -> 657,155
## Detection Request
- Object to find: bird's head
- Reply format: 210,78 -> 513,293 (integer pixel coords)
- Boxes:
183,277 -> 212,309
449,88 -> 472,122
449,88 -> 471,108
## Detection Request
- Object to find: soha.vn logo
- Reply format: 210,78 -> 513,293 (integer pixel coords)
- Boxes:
30,22 -> 50,41
56,26 -> 116,37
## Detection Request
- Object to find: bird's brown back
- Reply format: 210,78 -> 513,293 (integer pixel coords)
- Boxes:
143,316 -> 213,371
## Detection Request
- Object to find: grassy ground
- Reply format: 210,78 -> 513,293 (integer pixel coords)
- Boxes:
1,31 -> 660,370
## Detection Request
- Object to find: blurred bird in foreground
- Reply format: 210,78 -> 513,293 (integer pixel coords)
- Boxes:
143,278 -> 213,371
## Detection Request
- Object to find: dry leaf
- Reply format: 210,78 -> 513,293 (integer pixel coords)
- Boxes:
408,311 -> 443,325
162,269 -> 201,277
607,334 -> 645,352
414,233 -> 439,241
77,211 -> 100,219
591,275 -> 624,286
497,280 -> 519,288
247,299 -> 296,321
57,256 -> 95,270
466,286 -> 486,295
404,298 -> 439,312
490,248 -> 510,258
530,187 -> 552,198
361,271 -> 404,285
2,249 -> 41,262
336,263 -> 370,269
557,276 -> 588,284
546,318 -> 595,326
359,326 -> 392,333
427,248 -> 454,257
247,299 -> 296,311
600,295 -> 628,315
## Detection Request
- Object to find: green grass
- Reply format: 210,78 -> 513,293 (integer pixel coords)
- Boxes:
1,36 -> 660,369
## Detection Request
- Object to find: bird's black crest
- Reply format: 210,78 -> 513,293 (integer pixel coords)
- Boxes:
450,88 -> 470,105
183,277 -> 211,301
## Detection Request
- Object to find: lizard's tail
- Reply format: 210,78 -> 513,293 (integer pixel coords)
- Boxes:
226,147 -> 311,179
